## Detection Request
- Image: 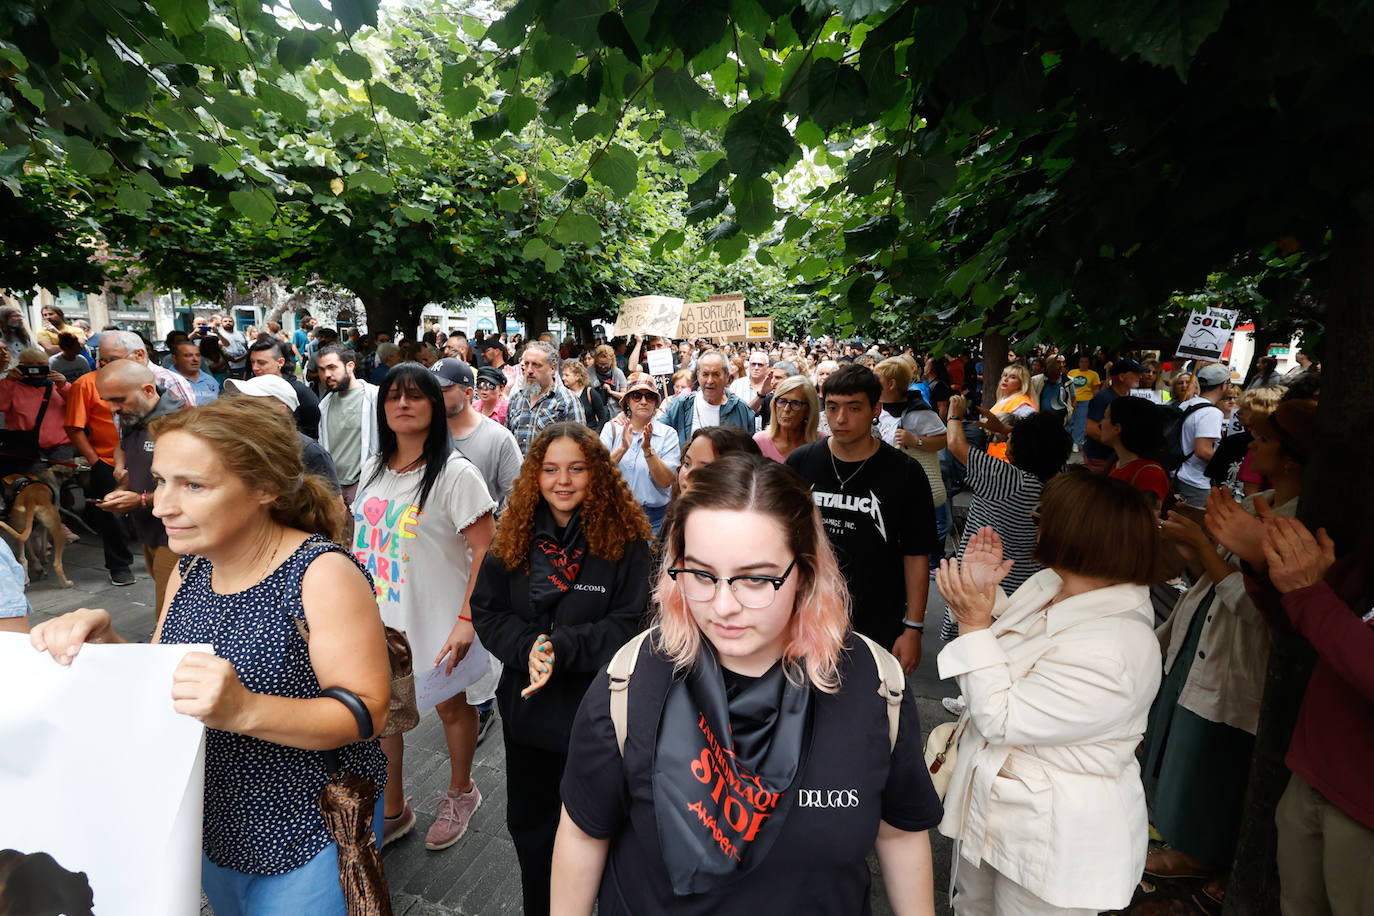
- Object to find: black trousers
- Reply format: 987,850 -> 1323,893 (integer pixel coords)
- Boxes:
503,733 -> 568,916
88,460 -> 133,573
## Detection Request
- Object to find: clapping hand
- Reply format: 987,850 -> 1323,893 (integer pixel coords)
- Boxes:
1205,487 -> 1269,568
1161,510 -> 1213,562
1262,516 -> 1336,594
521,634 -> 555,698
935,527 -> 1013,634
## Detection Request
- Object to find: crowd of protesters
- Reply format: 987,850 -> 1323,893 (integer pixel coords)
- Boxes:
11,310 -> 1366,916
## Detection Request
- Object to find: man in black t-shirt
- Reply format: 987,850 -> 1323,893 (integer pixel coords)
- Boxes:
786,364 -> 936,672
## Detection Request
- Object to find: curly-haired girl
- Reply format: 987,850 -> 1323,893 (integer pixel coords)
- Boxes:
471,421 -> 651,915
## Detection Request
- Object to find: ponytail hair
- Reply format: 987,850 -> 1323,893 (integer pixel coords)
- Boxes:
149,397 -> 346,541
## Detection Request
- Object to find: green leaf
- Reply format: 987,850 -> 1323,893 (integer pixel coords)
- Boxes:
716,231 -> 749,264
115,184 -> 152,215
471,112 -> 510,141
847,273 -> 877,313
389,146 -> 429,168
783,215 -> 812,241
371,83 -> 423,121
652,0 -> 730,62
685,193 -> 728,224
650,228 -> 686,259
548,213 -> 598,246
532,35 -> 579,75
798,58 -> 868,133
545,0 -> 605,49
0,145 -> 31,178
703,220 -> 740,243
257,81 -> 309,123
590,144 -> 639,196
950,318 -> 984,338
543,75 -> 585,123
208,93 -> 256,130
505,95 -> 539,133
843,214 -> 898,257
835,0 -> 897,26
654,67 -> 715,122
523,238 -> 550,260
290,0 -> 334,26
277,30 -> 322,71
349,169 -> 394,193
333,0 -> 379,36
443,85 -> 483,118
1065,0 -> 1229,78
597,13 -> 641,66
335,49 -> 372,80
63,136 -> 114,176
730,177 -> 776,234
687,159 -> 729,204
661,128 -> 684,150
398,204 -> 433,222
229,188 -> 276,223
543,249 -> 566,272
572,111 -> 613,142
152,0 -> 210,38
899,152 -> 958,215
723,100 -> 797,181
845,144 -> 895,197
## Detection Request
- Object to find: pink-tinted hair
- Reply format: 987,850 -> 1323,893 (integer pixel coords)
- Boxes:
652,454 -> 851,692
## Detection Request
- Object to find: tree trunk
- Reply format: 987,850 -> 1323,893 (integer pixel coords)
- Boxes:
523,298 -> 550,340
1224,221 -> 1374,914
496,310 -> 507,336
358,290 -> 422,339
979,300 -> 1012,409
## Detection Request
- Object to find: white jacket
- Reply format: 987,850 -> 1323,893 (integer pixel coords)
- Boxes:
318,381 -> 380,476
937,570 -> 1162,911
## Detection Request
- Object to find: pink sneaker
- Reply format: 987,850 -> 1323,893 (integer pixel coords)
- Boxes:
382,798 -> 416,848
425,782 -> 482,850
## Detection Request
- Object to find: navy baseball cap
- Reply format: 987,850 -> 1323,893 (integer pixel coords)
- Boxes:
431,358 -> 474,388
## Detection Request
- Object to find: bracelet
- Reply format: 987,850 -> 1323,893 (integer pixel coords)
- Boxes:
139,492 -> 147,509
901,619 -> 925,630
321,686 -> 374,740
458,614 -> 472,622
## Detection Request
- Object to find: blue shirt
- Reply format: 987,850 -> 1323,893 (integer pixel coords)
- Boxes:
292,329 -> 310,360
0,539 -> 30,618
599,419 -> 680,508
177,371 -> 221,404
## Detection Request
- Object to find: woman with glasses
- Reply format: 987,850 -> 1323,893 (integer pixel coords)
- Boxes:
600,373 -> 679,534
472,365 -> 509,425
552,455 -> 942,915
471,422 -> 652,915
753,375 -> 821,462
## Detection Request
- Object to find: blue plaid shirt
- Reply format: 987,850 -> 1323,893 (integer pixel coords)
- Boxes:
505,383 -> 585,454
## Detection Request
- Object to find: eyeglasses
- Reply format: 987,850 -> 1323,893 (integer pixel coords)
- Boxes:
667,558 -> 796,609
774,397 -> 805,411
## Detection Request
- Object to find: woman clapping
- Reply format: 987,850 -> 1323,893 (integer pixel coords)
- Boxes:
600,373 -> 680,534
471,422 -> 652,915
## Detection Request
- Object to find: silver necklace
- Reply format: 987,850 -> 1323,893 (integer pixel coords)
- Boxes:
829,441 -> 876,490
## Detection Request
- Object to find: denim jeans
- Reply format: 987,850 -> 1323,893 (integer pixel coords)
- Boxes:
201,794 -> 384,916
643,502 -> 667,536
1069,407 -> 1089,448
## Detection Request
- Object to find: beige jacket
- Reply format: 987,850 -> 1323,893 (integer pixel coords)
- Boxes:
1156,492 -> 1297,735
937,570 -> 1162,911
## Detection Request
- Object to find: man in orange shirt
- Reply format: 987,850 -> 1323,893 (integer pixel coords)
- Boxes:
65,350 -> 133,585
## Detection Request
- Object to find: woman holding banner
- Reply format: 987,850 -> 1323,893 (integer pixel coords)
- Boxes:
29,397 -> 391,914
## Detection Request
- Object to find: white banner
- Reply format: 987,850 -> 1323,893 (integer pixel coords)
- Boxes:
0,634 -> 207,916
1175,306 -> 1239,361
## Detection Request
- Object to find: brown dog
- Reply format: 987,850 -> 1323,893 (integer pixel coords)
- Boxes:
0,473 -> 72,588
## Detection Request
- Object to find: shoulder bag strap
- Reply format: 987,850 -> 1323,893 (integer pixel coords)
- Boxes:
855,632 -> 904,753
608,628 -> 656,756
32,381 -> 53,433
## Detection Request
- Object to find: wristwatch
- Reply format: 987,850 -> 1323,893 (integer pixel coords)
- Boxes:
902,619 -> 925,630
916,436 -> 924,447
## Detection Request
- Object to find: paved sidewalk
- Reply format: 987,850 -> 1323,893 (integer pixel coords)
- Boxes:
24,537 -> 957,915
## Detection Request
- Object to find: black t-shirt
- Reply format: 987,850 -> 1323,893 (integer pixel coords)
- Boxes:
785,440 -> 938,645
560,635 -> 944,916
926,379 -> 952,413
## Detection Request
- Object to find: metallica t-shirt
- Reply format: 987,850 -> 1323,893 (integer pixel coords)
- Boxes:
786,440 -> 938,646
560,634 -> 944,915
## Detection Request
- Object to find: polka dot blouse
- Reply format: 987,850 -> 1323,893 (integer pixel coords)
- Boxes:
159,535 -> 388,875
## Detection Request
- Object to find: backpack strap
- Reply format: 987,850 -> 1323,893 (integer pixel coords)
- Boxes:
609,628 -> 656,756
855,633 -> 904,753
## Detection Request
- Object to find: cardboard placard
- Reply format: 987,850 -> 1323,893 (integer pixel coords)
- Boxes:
1176,307 -> 1239,361
677,294 -> 746,340
613,296 -> 685,339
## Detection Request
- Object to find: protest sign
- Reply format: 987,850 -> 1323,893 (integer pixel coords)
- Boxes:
415,639 -> 493,709
677,294 -> 746,340
1175,306 -> 1239,361
612,296 -> 685,338
0,634 -> 207,916
646,348 -> 676,377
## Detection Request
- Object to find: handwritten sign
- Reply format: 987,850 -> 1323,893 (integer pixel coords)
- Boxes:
613,295 -> 685,338
646,348 -> 676,377
415,640 -> 494,710
1176,306 -> 1239,361
677,295 -> 746,340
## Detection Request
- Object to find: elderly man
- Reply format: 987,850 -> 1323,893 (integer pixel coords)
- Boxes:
369,341 -> 401,385
95,360 -> 187,616
728,349 -> 775,417
170,339 -> 219,404
97,329 -> 197,406
504,341 -> 583,455
248,338 -> 321,438
661,348 -> 755,449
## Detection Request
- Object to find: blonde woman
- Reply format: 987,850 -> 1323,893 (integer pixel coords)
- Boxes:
552,455 -> 941,915
753,374 -> 821,462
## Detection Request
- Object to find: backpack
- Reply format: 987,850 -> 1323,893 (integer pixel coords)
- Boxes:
606,629 -> 905,756
1158,401 -> 1219,473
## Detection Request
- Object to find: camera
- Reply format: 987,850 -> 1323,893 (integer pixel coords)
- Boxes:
20,364 -> 46,378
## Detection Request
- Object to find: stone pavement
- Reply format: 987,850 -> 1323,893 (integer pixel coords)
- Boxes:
24,535 -> 959,916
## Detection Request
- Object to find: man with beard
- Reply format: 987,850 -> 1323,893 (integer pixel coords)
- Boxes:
316,344 -> 379,542
504,341 -> 583,455
434,358 -> 521,515
660,348 -> 754,449
94,360 -> 187,617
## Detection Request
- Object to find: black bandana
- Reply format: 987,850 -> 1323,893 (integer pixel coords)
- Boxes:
528,503 -> 586,615
652,641 -> 814,895
596,364 -> 616,386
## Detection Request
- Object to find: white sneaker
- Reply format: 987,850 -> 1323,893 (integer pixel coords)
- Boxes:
942,696 -> 967,716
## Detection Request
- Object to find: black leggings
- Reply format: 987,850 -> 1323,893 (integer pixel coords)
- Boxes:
503,734 -> 567,916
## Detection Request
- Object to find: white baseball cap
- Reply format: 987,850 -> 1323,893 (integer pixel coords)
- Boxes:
224,375 -> 299,411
